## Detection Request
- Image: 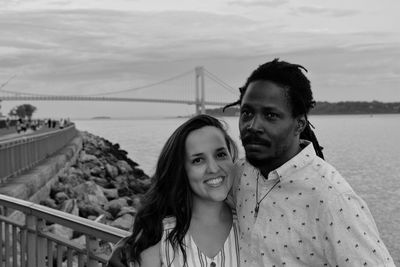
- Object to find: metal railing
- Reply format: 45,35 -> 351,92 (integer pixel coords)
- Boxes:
0,194 -> 130,267
0,125 -> 77,182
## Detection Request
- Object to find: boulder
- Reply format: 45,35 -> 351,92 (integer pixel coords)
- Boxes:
90,166 -> 105,177
80,151 -> 101,166
110,213 -> 134,231
105,164 -> 119,179
40,198 -> 58,209
117,206 -> 138,217
73,181 -> 108,206
60,199 -> 79,216
55,192 -> 69,204
116,160 -> 133,174
46,224 -> 73,240
104,198 -> 129,217
102,188 -> 119,200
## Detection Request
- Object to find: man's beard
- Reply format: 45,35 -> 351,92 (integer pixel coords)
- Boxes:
241,133 -> 272,168
245,153 -> 270,168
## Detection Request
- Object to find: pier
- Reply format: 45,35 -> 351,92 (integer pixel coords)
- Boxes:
0,124 -> 129,266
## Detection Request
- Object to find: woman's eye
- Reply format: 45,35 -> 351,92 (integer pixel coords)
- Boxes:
217,152 -> 228,159
192,158 -> 203,164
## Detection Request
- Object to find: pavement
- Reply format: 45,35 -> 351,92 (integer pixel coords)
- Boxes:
0,126 -> 58,142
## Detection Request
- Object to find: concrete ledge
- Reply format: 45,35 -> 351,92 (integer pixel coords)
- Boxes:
0,133 -> 83,203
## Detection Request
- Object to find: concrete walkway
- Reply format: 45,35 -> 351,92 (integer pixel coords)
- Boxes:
0,127 -> 58,142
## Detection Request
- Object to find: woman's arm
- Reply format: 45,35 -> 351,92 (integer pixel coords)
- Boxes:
133,242 -> 162,267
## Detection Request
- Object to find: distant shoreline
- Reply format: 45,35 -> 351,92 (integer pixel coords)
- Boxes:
207,101 -> 400,117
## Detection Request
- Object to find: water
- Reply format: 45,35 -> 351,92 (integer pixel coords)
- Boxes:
74,114 -> 400,263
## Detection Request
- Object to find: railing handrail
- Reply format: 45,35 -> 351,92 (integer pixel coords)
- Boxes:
0,124 -> 75,147
0,194 -> 130,243
0,124 -> 78,181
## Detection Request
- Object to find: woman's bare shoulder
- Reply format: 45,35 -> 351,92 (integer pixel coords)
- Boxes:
132,241 -> 161,267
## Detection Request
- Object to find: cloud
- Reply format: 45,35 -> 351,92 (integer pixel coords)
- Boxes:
228,0 -> 288,7
0,8 -> 399,104
291,6 -> 359,17
0,9 -> 268,95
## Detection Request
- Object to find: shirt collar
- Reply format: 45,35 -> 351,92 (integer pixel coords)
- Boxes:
245,140 -> 316,182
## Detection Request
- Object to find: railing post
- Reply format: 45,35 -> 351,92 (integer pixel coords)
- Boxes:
37,219 -> 47,267
26,214 -> 37,267
86,235 -> 100,267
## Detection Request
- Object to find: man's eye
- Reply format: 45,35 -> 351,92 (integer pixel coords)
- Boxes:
265,113 -> 278,119
240,110 -> 252,119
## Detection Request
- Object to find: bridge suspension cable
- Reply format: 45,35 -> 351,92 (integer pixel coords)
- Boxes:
0,70 -> 195,97
0,75 -> 16,91
88,69 -> 195,96
203,68 -> 237,94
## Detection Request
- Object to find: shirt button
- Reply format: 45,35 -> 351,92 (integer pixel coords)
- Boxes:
210,262 -> 216,267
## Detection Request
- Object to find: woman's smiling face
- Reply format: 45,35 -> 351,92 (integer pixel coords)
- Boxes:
185,126 -> 235,203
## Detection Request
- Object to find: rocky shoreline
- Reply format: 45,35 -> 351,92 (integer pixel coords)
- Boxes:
39,131 -> 152,236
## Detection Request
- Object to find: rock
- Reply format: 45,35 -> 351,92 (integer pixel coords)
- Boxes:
117,206 -> 138,217
46,224 -> 74,240
50,181 -> 67,198
132,168 -> 148,179
110,214 -> 134,231
128,177 -> 152,194
71,235 -> 86,247
105,164 -> 119,179
80,151 -> 101,166
90,166 -> 104,177
73,181 -> 108,206
40,198 -> 58,209
90,176 -> 110,188
59,172 -> 84,188
78,202 -> 105,218
69,167 -> 84,177
60,199 -> 79,216
116,160 -> 133,174
104,198 -> 129,217
102,188 -> 119,200
55,192 -> 69,204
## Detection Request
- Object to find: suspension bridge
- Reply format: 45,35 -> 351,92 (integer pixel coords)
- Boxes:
0,67 -> 239,115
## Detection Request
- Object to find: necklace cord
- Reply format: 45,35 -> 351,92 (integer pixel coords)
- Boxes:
254,173 -> 281,218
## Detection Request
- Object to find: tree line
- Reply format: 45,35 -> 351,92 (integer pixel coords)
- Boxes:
206,101 -> 400,116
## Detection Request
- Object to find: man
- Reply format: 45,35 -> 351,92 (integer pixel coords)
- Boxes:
226,58 -> 394,266
108,59 -> 395,266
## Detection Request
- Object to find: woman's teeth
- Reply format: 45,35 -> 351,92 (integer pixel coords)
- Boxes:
205,177 -> 223,185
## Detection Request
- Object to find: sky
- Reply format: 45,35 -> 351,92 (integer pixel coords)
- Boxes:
0,0 -> 399,119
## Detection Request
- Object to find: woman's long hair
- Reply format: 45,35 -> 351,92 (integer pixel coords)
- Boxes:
125,114 -> 238,265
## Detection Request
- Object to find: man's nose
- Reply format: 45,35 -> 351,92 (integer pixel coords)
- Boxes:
247,115 -> 263,133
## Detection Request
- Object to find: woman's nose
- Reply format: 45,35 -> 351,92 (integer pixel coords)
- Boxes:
206,158 -> 219,173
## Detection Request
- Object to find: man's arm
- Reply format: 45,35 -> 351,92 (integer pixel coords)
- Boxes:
226,159 -> 244,209
320,192 -> 395,266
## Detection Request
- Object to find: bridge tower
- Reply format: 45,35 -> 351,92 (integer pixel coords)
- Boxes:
195,66 -> 205,115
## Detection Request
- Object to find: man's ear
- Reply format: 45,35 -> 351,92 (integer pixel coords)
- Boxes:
295,115 -> 306,136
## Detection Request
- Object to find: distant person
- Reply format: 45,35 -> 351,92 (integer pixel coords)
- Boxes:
5,117 -> 10,129
59,118 -> 64,129
107,114 -> 240,267
16,118 -> 23,133
223,58 -> 395,266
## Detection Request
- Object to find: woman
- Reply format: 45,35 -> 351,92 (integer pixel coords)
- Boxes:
107,114 -> 240,267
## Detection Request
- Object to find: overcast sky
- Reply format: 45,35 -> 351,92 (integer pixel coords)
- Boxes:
0,0 -> 399,118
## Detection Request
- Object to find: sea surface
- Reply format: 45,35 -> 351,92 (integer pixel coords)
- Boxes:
74,114 -> 400,263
